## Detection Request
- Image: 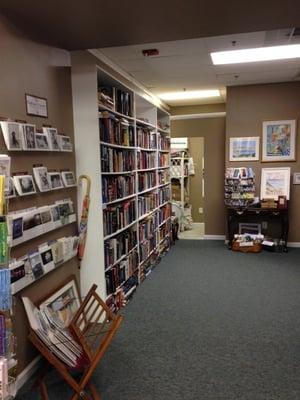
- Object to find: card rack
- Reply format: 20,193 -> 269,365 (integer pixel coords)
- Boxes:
0,117 -> 79,395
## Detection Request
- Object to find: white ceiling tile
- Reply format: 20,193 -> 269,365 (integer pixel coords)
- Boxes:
204,31 -> 266,52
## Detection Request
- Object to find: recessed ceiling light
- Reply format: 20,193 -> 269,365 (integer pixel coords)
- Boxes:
158,89 -> 220,101
211,44 -> 300,65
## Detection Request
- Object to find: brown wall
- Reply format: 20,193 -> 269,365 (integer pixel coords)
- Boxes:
0,16 -> 79,372
189,137 -> 204,223
171,105 -> 226,235
226,82 -> 300,242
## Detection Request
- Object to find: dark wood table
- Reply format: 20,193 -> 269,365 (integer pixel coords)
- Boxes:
227,207 -> 289,252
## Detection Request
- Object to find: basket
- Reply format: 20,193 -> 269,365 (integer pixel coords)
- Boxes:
232,240 -> 262,253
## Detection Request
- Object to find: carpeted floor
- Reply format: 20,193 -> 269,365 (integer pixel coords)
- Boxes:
17,241 -> 300,399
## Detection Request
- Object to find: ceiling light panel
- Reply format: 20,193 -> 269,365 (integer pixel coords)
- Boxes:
211,44 -> 300,65
158,89 -> 220,101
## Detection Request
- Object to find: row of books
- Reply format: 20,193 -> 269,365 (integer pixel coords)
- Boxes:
139,250 -> 159,281
104,228 -> 137,270
103,200 -> 136,237
159,136 -> 170,151
159,153 -> 170,167
105,248 -> 138,295
99,112 -> 135,146
138,151 -> 156,170
139,236 -> 157,264
158,186 -> 171,205
159,220 -> 171,241
137,126 -> 156,149
102,175 -> 135,204
138,193 -> 158,217
138,171 -> 156,192
8,199 -> 75,247
158,170 -> 170,185
101,146 -> 135,173
139,214 -> 158,242
159,204 -> 171,224
9,236 -> 79,294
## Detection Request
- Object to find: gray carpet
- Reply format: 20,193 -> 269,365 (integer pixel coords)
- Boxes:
18,241 -> 300,399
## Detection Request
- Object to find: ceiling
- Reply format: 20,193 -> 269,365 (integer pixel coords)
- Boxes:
0,0 -> 300,50
98,29 -> 300,106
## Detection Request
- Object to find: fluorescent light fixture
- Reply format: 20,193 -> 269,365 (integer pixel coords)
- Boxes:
158,89 -> 220,101
211,44 -> 300,65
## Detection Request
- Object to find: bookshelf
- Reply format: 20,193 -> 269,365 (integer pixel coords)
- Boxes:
71,54 -> 171,312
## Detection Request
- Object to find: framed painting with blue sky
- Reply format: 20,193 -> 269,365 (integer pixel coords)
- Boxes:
229,137 -> 260,161
262,119 -> 296,162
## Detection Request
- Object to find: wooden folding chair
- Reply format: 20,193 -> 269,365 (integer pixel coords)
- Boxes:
28,284 -> 123,399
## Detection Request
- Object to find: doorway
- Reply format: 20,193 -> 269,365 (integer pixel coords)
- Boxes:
171,137 -> 205,240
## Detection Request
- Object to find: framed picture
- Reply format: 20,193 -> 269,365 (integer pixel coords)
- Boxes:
25,94 -> 48,118
43,127 -> 60,151
58,135 -> 73,152
262,119 -> 296,162
39,275 -> 80,327
0,121 -> 23,151
13,175 -> 36,196
61,171 -> 76,187
229,137 -> 259,161
33,166 -> 51,192
261,167 -> 291,200
22,124 -> 36,150
48,172 -> 64,190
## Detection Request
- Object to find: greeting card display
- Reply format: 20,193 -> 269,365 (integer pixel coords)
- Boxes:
0,121 -> 23,151
22,124 -> 36,150
33,167 -> 51,192
13,175 -> 36,196
43,127 -> 60,151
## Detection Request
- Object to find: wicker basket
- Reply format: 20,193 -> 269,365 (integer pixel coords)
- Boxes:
232,240 -> 262,253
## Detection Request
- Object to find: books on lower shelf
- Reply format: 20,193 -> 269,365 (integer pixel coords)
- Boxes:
104,228 -> 137,270
139,214 -> 159,243
158,169 -> 170,185
101,146 -> 135,173
158,186 -> 171,205
105,248 -> 138,296
139,235 -> 158,264
103,199 -> 136,237
102,175 -> 135,204
159,136 -> 170,151
99,112 -> 134,146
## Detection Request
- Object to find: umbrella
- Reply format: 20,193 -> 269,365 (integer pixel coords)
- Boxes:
77,175 -> 91,266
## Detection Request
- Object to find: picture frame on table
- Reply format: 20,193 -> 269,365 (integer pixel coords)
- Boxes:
22,124 -> 37,150
262,119 -> 296,162
229,137 -> 260,161
33,166 -> 51,192
61,171 -> 76,187
260,167 -> 291,200
35,132 -> 50,151
43,127 -> 60,151
58,135 -> 73,152
0,121 -> 23,151
48,172 -> 64,190
39,275 -> 80,327
13,175 -> 36,196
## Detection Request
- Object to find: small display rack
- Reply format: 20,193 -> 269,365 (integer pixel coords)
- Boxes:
224,167 -> 255,207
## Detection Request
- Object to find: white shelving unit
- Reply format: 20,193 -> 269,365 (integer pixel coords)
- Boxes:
71,52 -> 171,311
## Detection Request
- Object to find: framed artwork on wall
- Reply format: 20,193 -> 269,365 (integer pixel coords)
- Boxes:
260,167 -> 291,200
25,93 -> 48,118
229,137 -> 260,161
262,119 -> 296,162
